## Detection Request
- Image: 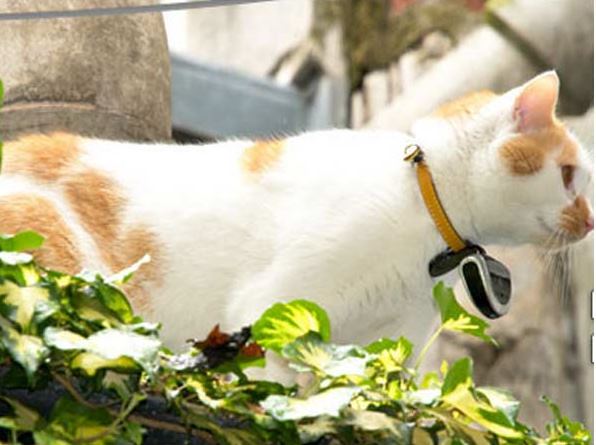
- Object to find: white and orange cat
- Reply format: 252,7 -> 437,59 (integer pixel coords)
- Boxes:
0,71 -> 592,353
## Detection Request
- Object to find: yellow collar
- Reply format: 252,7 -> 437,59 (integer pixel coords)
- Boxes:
403,144 -> 467,252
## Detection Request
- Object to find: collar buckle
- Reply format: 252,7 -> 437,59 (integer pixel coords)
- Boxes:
403,144 -> 424,163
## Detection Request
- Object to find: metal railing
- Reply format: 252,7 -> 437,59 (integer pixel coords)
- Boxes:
0,0 -> 275,21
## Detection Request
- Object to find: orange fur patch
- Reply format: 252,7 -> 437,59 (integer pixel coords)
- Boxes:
108,226 -> 162,312
242,139 -> 285,175
3,133 -> 81,182
499,122 -> 578,175
63,169 -> 125,250
560,196 -> 591,238
0,194 -> 82,273
432,90 -> 497,118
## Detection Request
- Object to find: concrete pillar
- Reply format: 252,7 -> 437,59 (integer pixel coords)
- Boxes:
0,0 -> 171,141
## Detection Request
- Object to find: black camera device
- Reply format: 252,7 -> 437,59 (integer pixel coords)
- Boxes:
429,244 -> 512,319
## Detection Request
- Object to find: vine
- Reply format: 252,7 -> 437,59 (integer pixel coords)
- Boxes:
0,230 -> 590,444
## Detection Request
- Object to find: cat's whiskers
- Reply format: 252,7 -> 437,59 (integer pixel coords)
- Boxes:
538,226 -> 573,304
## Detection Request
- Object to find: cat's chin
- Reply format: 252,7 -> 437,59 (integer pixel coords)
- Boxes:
535,233 -> 584,253
536,242 -> 570,254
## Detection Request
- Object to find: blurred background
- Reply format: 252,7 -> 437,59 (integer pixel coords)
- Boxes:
0,0 -> 593,433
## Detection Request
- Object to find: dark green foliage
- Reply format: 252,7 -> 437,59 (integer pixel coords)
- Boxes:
0,231 -> 590,444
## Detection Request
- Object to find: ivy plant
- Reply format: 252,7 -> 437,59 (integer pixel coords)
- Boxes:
0,231 -> 590,444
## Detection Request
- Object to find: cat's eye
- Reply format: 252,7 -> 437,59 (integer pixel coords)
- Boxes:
561,165 -> 575,190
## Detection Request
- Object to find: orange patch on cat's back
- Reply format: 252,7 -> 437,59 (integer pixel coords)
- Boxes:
432,90 -> 497,118
64,168 -> 125,254
242,139 -> 285,175
499,122 -> 578,175
3,133 -> 81,181
0,194 -> 82,274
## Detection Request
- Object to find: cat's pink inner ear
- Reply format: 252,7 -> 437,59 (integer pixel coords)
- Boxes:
514,72 -> 560,132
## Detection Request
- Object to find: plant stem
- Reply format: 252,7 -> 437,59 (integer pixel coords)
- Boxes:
45,369 -> 217,444
51,371 -> 103,410
72,393 -> 145,444
414,326 -> 443,370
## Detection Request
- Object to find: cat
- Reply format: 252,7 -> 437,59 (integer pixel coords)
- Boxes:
0,71 -> 592,358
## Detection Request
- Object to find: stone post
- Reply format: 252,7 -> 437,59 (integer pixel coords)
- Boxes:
0,0 -> 171,141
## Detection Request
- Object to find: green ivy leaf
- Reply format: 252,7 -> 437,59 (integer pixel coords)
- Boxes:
0,396 -> 41,432
433,282 -> 496,345
442,386 -> 523,439
261,386 -> 360,421
121,420 -> 145,445
0,251 -> 34,266
43,327 -> 87,350
0,231 -> 45,252
186,376 -> 225,409
70,291 -> 122,326
0,317 -> 49,378
75,272 -> 134,323
0,254 -> 40,286
282,332 -> 370,377
0,280 -> 54,331
366,336 -> 413,374
404,388 -> 441,406
252,299 -> 331,353
85,329 -> 160,373
477,387 -> 520,424
442,357 -> 473,396
35,396 -> 115,444
72,352 -> 139,377
33,430 -> 72,445
102,371 -> 135,402
297,416 -> 337,443
420,371 -> 441,389
44,327 -> 160,375
542,396 -> 592,443
441,359 -> 522,439
96,281 -> 134,324
344,409 -> 413,441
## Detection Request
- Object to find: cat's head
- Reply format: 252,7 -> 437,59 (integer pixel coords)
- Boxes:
413,71 -> 593,250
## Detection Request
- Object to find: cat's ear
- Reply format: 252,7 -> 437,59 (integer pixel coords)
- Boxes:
514,71 -> 559,132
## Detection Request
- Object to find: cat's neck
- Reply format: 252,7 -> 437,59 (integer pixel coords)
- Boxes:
415,128 -> 483,248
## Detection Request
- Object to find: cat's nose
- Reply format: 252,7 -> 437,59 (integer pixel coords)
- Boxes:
585,216 -> 594,233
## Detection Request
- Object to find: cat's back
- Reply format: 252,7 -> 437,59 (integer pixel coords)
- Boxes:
1,129 -> 414,193
0,129 -> 421,346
